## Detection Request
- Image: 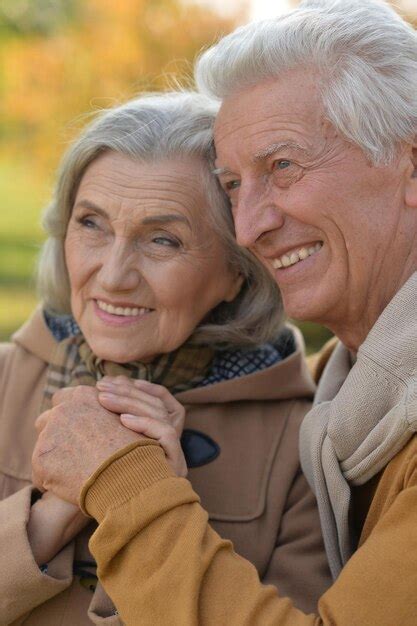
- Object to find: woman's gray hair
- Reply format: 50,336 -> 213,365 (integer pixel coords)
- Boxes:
38,91 -> 283,348
195,0 -> 417,164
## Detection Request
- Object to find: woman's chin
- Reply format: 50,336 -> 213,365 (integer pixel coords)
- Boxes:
87,339 -> 153,364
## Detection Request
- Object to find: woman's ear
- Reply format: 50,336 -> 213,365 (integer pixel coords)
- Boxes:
405,139 -> 417,208
224,273 -> 245,303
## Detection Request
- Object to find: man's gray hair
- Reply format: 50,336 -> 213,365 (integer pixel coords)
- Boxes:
195,0 -> 417,164
38,91 -> 283,348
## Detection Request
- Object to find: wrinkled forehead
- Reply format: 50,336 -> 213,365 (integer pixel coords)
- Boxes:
214,73 -> 326,164
80,152 -> 202,199
75,151 -> 215,230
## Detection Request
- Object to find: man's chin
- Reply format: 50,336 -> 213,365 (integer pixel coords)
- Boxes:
281,291 -> 333,327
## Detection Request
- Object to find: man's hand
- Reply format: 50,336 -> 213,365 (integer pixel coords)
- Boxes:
32,386 -> 143,505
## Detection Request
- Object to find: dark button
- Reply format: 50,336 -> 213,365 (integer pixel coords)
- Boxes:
181,429 -> 220,468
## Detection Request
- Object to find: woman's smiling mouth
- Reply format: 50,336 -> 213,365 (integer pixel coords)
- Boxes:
94,299 -> 154,326
96,299 -> 153,317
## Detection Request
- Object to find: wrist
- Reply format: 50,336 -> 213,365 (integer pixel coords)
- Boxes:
80,440 -> 172,521
28,492 -> 88,565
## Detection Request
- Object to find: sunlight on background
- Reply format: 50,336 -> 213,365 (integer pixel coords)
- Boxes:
250,0 -> 293,20
189,0 -> 294,20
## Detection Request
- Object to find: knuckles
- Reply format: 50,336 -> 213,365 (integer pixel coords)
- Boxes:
52,385 -> 98,407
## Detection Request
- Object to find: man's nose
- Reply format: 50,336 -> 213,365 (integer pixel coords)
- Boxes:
233,183 -> 284,248
98,240 -> 140,292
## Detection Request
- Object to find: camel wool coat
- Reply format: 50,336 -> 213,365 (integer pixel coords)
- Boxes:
0,309 -> 330,625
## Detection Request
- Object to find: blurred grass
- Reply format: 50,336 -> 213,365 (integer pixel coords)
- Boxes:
0,158 -> 333,352
294,320 -> 333,355
0,159 -> 46,340
0,286 -> 38,341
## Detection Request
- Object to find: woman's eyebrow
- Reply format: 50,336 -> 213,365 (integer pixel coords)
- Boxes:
73,201 -> 190,228
140,214 -> 191,228
73,199 -> 108,217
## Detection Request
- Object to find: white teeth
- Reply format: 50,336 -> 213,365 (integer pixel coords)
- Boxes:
96,300 -> 150,316
272,242 -> 323,270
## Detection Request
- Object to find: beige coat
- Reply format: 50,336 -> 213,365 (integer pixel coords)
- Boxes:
0,309 -> 330,625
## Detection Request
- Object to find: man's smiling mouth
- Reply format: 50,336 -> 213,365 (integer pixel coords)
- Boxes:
271,242 -> 323,269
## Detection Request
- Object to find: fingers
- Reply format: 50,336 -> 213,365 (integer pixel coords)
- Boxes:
98,391 -> 168,421
98,377 -> 182,412
131,380 -> 186,418
96,377 -> 186,432
120,414 -> 187,478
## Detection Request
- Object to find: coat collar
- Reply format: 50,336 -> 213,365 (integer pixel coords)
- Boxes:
13,308 -> 315,404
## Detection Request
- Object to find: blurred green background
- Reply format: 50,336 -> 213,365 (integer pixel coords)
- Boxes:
1,0 -> 415,352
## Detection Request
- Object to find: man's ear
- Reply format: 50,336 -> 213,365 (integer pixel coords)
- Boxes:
224,273 -> 245,303
405,139 -> 417,208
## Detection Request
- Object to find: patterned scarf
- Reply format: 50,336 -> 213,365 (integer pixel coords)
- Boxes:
42,333 -> 214,411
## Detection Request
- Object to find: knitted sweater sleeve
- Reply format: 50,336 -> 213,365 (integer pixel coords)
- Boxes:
81,440 -> 417,626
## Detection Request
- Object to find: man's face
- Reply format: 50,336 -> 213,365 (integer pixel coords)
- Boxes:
214,70 -> 415,343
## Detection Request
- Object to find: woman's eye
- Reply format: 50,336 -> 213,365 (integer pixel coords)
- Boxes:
77,216 -> 97,229
152,236 -> 180,248
273,159 -> 292,170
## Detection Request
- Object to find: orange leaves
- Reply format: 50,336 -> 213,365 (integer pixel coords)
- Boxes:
0,0 -> 239,173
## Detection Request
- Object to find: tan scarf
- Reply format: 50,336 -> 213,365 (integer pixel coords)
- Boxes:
42,333 -> 214,411
300,272 -> 417,578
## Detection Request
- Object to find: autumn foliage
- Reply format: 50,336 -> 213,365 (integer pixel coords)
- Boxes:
0,0 -> 241,173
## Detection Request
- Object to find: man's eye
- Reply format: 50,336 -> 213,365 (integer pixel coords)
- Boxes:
273,160 -> 292,170
225,179 -> 241,191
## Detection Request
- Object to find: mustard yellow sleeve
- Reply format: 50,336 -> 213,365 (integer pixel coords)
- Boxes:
81,441 -> 417,626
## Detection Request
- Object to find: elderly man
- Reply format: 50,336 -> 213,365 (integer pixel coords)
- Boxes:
32,0 -> 417,624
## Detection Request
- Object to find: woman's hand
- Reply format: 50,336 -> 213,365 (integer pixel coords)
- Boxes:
96,377 -> 186,436
27,491 -> 89,566
96,377 -> 187,477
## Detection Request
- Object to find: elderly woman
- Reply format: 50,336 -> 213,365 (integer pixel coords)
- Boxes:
31,1 -> 417,624
0,92 -> 330,624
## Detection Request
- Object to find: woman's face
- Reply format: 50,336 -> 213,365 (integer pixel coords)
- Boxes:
65,152 -> 242,363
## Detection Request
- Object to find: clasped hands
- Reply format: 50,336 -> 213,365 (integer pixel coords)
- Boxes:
32,377 -> 187,507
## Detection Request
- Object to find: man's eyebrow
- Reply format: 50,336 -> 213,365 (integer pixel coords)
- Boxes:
212,167 -> 234,177
212,142 -> 308,176
253,141 -> 308,162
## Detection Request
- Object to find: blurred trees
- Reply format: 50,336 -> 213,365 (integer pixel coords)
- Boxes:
0,0 -> 241,340
0,0 -> 239,173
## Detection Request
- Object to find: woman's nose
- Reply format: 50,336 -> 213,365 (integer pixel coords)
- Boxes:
97,240 -> 141,292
